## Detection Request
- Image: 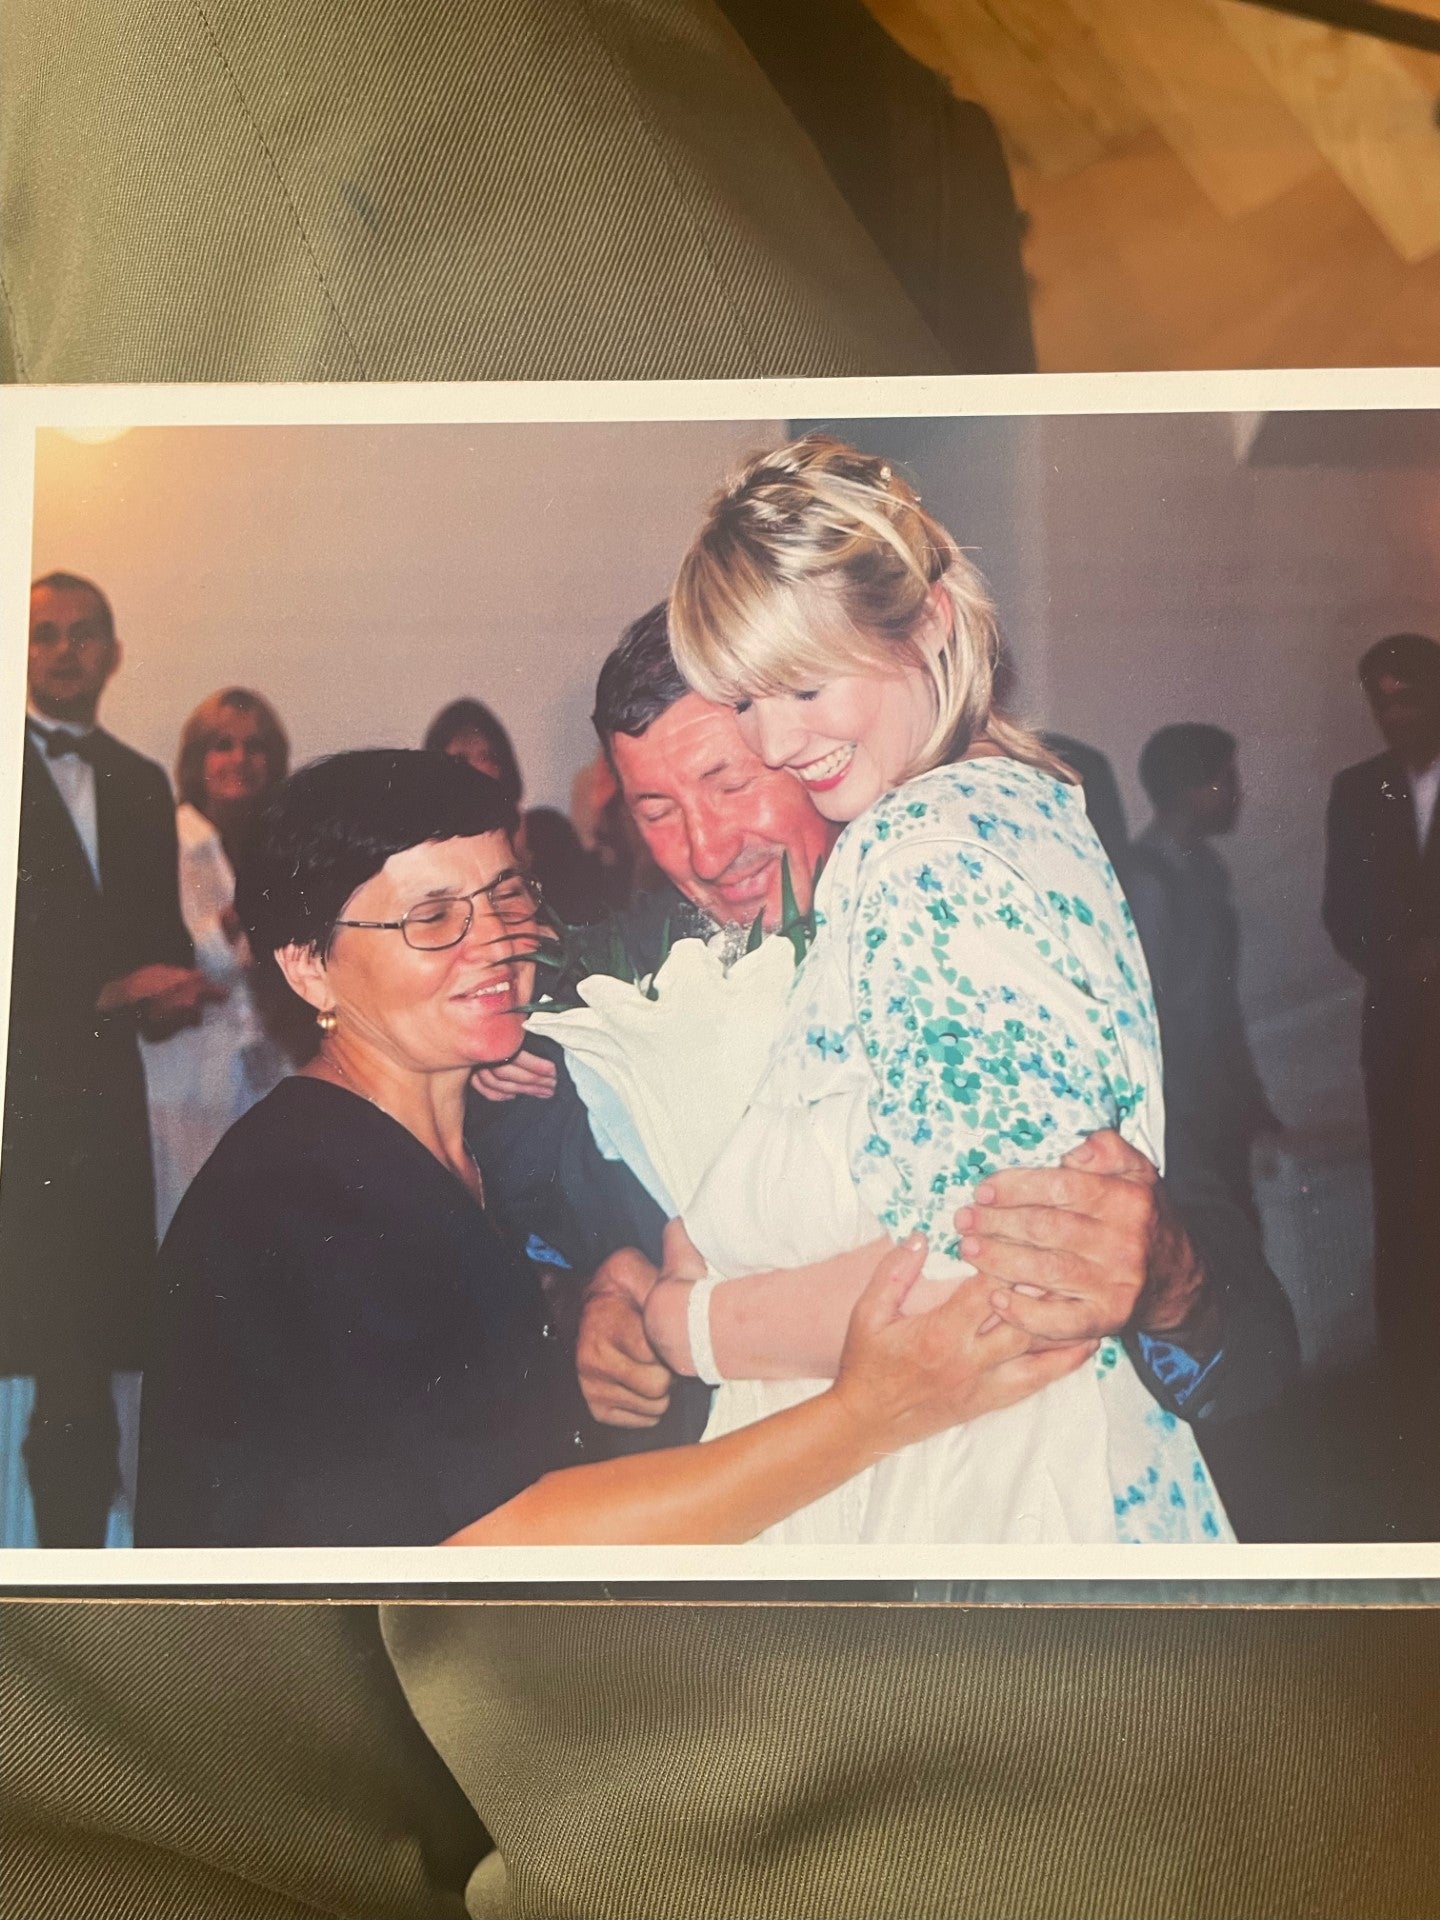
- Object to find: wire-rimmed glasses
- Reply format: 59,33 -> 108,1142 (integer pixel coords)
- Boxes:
333,870 -> 544,951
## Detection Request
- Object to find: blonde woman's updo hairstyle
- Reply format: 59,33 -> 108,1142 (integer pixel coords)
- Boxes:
669,435 -> 1072,785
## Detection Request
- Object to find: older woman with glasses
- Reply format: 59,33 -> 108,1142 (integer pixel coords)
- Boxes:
136,749 -> 1084,1549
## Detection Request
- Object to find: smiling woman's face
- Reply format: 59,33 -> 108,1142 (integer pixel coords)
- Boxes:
201,706 -> 274,809
732,664 -> 936,824
318,832 -> 537,1072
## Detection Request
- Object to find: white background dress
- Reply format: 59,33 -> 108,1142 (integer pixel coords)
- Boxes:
685,759 -> 1233,1546
140,803 -> 290,1235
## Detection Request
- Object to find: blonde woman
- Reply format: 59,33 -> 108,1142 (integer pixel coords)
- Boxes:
648,436 -> 1232,1546
141,689 -> 294,1234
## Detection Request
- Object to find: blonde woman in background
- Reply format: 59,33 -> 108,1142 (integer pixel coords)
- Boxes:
648,435 -> 1233,1546
141,689 -> 295,1234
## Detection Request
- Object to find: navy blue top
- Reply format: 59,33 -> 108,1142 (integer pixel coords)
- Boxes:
137,1075 -> 593,1547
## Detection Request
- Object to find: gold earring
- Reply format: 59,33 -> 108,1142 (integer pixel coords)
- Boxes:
316,1009 -> 338,1034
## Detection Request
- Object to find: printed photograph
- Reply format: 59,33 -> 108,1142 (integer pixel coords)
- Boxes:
2,390 -> 1437,1572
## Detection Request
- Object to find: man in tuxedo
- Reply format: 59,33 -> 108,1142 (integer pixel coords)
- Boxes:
1,573 -> 215,1545
1324,633 -> 1440,1437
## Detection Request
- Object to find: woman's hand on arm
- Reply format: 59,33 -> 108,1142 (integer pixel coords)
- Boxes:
448,1236 -> 1097,1546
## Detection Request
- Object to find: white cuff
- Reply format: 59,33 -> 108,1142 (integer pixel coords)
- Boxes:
687,1270 -> 726,1387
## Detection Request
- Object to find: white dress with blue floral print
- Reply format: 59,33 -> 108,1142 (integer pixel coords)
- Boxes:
684,758 -> 1233,1545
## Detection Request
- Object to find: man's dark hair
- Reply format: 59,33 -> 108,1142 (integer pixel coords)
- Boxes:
1358,632 -> 1440,692
31,570 -> 116,641
1139,723 -> 1237,811
422,698 -> 524,810
235,748 -> 514,958
592,602 -> 690,763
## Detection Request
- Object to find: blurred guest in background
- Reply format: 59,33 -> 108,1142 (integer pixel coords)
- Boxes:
1324,634 -> 1440,1433
569,749 -> 656,909
423,699 -> 524,824
424,697 -> 617,923
1041,732 -> 1130,872
1,573 -> 215,1544
141,689 -> 298,1235
1128,724 -> 1281,1223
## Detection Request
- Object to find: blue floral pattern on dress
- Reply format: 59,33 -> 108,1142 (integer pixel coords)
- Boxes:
762,759 -> 1231,1545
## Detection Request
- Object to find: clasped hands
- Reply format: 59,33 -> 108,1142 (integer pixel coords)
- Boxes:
576,1129 -> 1204,1427
95,963 -> 227,1041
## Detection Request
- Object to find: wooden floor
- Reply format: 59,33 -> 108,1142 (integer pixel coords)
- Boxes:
867,0 -> 1440,369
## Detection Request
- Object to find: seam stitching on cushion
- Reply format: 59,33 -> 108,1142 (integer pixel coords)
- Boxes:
0,262 -> 31,380
183,0 -> 367,378
574,1 -> 762,376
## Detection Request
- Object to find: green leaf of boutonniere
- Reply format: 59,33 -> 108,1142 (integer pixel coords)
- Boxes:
522,863 -> 824,1016
775,850 -> 822,964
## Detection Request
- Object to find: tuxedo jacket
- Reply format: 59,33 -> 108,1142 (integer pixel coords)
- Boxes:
0,729 -> 192,1372
1323,750 -> 1440,1086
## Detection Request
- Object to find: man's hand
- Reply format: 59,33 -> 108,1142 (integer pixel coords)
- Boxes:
472,1048 -> 559,1102
954,1129 -> 1205,1345
96,964 -> 225,1041
576,1247 -> 673,1427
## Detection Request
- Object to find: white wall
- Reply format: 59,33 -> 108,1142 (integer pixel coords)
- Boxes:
30,419 -> 782,811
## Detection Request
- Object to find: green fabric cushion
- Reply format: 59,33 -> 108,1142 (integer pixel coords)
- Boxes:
0,0 -> 947,383
1,1601 -> 486,1920
384,1601 -> 1440,1920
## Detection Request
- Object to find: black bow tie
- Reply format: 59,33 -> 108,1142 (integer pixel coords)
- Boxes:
33,726 -> 99,763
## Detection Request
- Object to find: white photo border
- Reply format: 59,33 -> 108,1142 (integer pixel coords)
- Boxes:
2,366 -> 1438,1591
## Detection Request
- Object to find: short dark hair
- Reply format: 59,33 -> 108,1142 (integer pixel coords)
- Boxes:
592,603 -> 690,762
31,571 -> 116,641
235,748 -> 515,958
1139,723 -> 1237,810
422,699 -> 524,810
1358,633 -> 1440,692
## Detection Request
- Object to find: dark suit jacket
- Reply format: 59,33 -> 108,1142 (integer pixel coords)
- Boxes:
0,729 -> 193,1373
1323,749 -> 1440,1087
